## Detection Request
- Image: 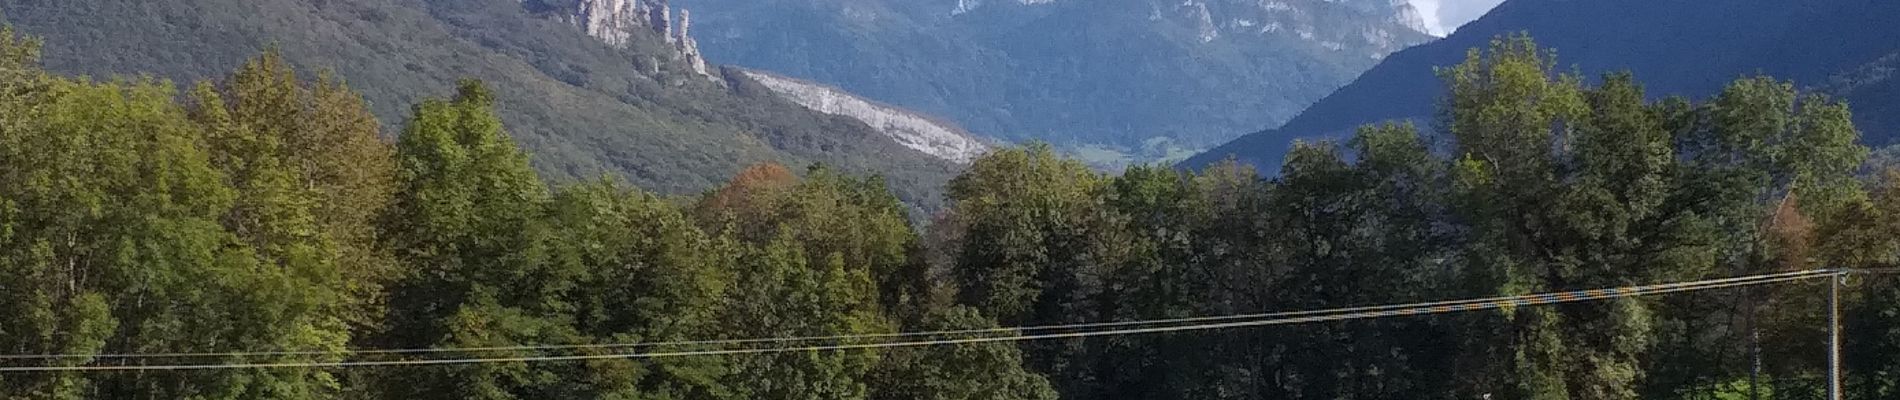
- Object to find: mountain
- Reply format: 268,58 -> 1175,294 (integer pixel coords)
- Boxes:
670,0 -> 1435,163
1823,51 -> 1900,141
737,69 -> 993,163
0,0 -> 961,209
1185,0 -> 1900,171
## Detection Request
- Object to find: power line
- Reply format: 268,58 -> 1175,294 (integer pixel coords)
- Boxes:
0,270 -> 1829,372
0,269 -> 1837,361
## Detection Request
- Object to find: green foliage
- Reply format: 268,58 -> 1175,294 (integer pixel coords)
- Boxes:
924,35 -> 1889,400
719,234 -> 884,400
550,179 -> 732,400
869,307 -> 1057,400
0,37 -> 346,398
376,80 -> 584,400
0,0 -> 957,211
945,144 -> 1111,326
689,164 -> 923,400
1431,35 -> 1742,400
8,26 -> 1900,400
1251,124 -> 1455,399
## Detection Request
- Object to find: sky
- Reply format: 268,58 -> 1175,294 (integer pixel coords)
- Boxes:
1408,0 -> 1508,36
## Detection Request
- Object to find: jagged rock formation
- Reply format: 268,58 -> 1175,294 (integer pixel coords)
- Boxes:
574,0 -> 642,46
1390,0 -> 1435,37
741,70 -> 992,164
550,0 -> 711,78
676,9 -> 707,76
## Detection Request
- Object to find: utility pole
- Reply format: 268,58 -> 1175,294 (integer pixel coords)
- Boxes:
1828,271 -> 1842,400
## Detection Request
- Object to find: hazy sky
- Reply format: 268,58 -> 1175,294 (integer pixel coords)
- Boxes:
1409,0 -> 1508,36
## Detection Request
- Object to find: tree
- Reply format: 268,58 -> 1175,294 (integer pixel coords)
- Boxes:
1438,36 -> 1720,400
1670,75 -> 1870,399
0,37 -> 347,397
375,80 -> 581,400
696,164 -> 916,317
1240,125 -> 1454,400
718,233 -> 885,400
945,144 -> 1114,326
1087,164 -> 1212,400
868,307 -> 1057,400
1811,169 -> 1900,399
693,164 -> 913,400
546,178 -> 735,399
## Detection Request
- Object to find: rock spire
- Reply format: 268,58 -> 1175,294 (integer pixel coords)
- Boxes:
553,0 -> 712,79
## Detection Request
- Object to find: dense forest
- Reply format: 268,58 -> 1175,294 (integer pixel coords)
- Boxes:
3,29 -> 1899,400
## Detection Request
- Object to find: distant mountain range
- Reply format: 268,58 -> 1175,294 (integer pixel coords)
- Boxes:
0,0 -> 969,210
1185,0 -> 1900,171
670,0 -> 1436,165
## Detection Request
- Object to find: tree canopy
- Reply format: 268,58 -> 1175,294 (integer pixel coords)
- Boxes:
2,29 -> 1898,400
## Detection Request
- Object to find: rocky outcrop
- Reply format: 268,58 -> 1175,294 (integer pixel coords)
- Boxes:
1185,2 -> 1218,43
676,9 -> 707,76
953,0 -> 1061,15
575,0 -> 641,46
547,0 -> 712,79
1391,1 -> 1436,37
740,70 -> 992,164
1159,0 -> 1428,55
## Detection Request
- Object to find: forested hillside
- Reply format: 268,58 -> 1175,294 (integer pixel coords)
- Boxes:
1186,0 -> 1900,171
0,0 -> 959,209
4,28 -> 1900,399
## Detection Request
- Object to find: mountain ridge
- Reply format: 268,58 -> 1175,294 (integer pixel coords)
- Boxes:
1185,0 -> 1900,171
672,0 -> 1434,163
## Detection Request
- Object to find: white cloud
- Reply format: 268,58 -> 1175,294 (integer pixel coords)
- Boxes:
1410,0 -> 1447,35
1409,0 -> 1505,35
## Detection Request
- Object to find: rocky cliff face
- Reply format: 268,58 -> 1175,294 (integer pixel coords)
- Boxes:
1148,0 -> 1433,57
546,0 -> 711,78
740,70 -> 992,164
954,0 -> 1431,56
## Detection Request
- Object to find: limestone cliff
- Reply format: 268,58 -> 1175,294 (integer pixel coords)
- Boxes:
740,70 -> 991,164
676,9 -> 708,76
546,0 -> 711,79
1390,0 -> 1435,37
573,0 -> 641,46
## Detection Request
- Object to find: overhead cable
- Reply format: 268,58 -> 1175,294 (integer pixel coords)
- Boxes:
0,270 -> 1833,372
